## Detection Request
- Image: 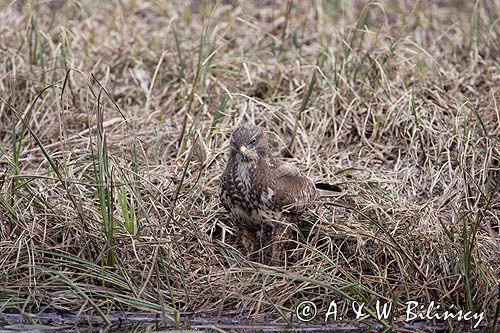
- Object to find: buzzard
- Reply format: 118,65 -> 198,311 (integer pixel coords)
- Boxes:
220,124 -> 338,263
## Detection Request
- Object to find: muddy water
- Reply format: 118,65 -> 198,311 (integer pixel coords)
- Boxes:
0,312 -> 488,332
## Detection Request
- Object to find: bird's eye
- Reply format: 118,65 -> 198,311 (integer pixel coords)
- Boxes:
249,138 -> 257,146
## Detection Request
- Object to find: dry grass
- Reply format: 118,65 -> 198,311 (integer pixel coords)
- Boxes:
0,0 -> 498,330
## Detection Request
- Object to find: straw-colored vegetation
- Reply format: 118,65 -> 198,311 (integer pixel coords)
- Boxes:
0,0 -> 498,330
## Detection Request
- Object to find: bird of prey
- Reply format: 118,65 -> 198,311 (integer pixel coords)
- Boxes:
220,124 -> 339,263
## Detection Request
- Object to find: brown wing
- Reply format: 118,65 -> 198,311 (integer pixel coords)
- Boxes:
267,160 -> 317,214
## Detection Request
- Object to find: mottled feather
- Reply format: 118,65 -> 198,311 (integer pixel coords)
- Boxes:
220,124 -> 317,228
266,160 -> 317,214
220,124 -> 333,262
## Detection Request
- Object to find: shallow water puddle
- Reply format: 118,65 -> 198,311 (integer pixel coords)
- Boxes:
0,312 -> 485,332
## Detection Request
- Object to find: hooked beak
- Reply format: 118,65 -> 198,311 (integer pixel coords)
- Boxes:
239,145 -> 247,153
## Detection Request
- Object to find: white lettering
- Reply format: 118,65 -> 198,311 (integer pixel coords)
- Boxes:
405,301 -> 419,321
375,300 -> 392,320
324,301 -> 337,322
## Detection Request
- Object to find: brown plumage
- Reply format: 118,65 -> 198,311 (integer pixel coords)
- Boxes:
220,124 -> 333,263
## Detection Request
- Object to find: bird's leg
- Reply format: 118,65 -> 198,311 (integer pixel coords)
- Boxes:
271,223 -> 293,265
258,222 -> 266,263
237,228 -> 257,257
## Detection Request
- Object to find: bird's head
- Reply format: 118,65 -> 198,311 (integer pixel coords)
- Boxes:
230,124 -> 268,161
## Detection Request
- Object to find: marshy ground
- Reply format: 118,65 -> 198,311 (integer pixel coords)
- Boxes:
0,0 -> 498,331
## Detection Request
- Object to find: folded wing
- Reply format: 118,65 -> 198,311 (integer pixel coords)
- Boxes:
267,160 -> 317,214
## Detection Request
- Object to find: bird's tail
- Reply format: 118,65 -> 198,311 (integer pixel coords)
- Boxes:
315,182 -> 342,193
